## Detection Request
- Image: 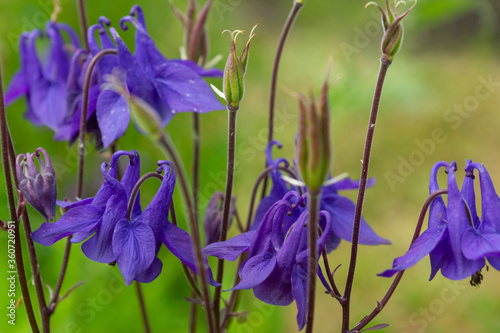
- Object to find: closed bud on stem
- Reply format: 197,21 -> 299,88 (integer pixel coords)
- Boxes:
296,64 -> 332,192
222,26 -> 257,110
16,148 -> 57,221
203,191 -> 236,245
366,0 -> 417,61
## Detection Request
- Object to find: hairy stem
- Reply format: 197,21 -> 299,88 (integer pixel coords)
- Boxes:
213,107 -> 238,331
351,189 -> 448,331
342,58 -> 392,332
305,190 -> 320,333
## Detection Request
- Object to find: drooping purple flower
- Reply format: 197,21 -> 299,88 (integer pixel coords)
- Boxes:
31,150 -> 141,264
94,6 -> 224,149
16,148 -> 57,221
379,161 -> 485,280
203,191 -> 236,245
461,161 -> 500,271
6,22 -> 80,130
204,191 -> 332,330
252,141 -> 389,252
55,17 -> 118,146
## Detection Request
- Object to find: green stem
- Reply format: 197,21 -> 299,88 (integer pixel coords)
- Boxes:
305,190 -> 320,333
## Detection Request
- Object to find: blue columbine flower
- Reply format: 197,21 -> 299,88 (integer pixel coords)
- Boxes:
204,191 -> 332,330
252,141 -> 389,252
94,6 -> 224,148
461,160 -> 500,271
32,150 -> 217,286
6,21 -> 80,131
15,148 -> 57,221
379,161 -> 485,280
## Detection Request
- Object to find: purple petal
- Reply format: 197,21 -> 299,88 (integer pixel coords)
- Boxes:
134,257 -> 163,283
112,219 -> 156,286
204,231 -> 256,261
161,222 -> 220,287
322,194 -> 390,245
291,264 -> 308,331
82,190 -> 127,263
462,230 -> 500,260
331,177 -> 376,191
378,225 -> 446,278
5,70 -> 28,105
232,251 -> 277,290
170,59 -> 223,77
96,89 -> 130,149
153,61 -> 225,114
31,205 -> 103,246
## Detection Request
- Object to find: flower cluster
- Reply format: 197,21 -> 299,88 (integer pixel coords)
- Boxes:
31,150 -> 217,286
380,160 -> 500,283
6,5 -> 224,148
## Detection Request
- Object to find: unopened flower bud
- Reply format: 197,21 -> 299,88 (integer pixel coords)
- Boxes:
16,148 -> 57,221
203,191 -> 236,245
366,0 -> 417,61
296,66 -> 331,192
222,26 -> 256,110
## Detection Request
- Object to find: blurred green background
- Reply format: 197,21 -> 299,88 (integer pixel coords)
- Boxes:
1,0 -> 500,332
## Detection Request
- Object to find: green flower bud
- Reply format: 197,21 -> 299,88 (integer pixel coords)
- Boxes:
366,0 -> 417,61
222,26 -> 256,110
296,65 -> 332,192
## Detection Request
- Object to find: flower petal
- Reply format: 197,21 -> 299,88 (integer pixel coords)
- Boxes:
203,230 -> 256,261
232,250 -> 277,290
96,89 -> 130,149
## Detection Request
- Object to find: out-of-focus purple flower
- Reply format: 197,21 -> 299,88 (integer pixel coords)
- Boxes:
204,191 -> 332,330
203,191 -> 236,245
94,6 -> 224,149
16,148 -> 57,221
6,22 -> 80,130
252,141 -> 389,252
379,161 -> 485,280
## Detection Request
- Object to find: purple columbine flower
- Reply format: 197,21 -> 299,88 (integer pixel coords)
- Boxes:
32,150 -> 217,286
461,161 -> 500,271
31,150 -> 141,263
204,191 -> 332,330
94,6 -> 224,149
203,191 -> 236,245
252,141 -> 389,252
16,148 -> 57,221
6,21 -> 80,130
379,161 -> 485,280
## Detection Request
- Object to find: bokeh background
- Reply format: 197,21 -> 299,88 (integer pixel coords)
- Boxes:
1,0 -> 500,332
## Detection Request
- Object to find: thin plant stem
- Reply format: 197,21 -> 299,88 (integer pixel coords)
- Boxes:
321,248 -> 342,299
48,238 -> 72,314
76,49 -> 117,198
261,0 -> 303,198
135,281 -> 151,333
351,189 -> 448,331
158,134 -> 215,333
305,190 -> 320,333
189,301 -> 197,333
342,58 -> 392,332
77,0 -> 89,51
6,134 -> 49,331
193,113 -> 200,228
213,107 -> 238,331
0,61 -> 39,333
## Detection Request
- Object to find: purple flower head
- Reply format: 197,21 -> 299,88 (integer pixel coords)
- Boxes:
31,150 -> 141,264
461,161 -> 500,272
16,148 -> 57,221
379,161 -> 485,280
94,6 -> 224,149
204,192 -> 332,330
55,17 -> 117,145
6,22 -> 80,130
252,141 -> 389,252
